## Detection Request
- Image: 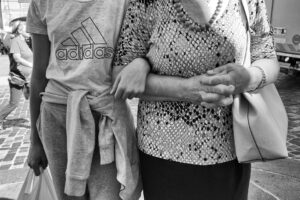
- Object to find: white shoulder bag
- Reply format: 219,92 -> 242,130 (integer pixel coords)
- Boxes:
233,0 -> 288,163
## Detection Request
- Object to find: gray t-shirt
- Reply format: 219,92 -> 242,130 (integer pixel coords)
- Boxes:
27,0 -> 128,94
10,35 -> 33,76
10,35 -> 33,64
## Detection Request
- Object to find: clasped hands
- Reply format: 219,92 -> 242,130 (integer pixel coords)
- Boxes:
189,63 -> 251,107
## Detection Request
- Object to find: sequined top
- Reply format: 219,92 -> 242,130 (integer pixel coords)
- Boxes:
114,0 -> 276,165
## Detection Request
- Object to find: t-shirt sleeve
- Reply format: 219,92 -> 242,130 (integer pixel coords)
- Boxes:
10,38 -> 20,54
26,0 -> 47,35
248,0 -> 276,63
113,0 -> 151,66
2,34 -> 11,49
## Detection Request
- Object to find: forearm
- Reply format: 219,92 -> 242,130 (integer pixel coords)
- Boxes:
30,33 -> 50,145
247,58 -> 280,91
14,56 -> 33,68
140,73 -> 189,102
30,77 -> 47,144
252,58 -> 280,84
112,64 -> 191,102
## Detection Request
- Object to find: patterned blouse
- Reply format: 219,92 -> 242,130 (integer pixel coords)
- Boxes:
114,0 -> 276,165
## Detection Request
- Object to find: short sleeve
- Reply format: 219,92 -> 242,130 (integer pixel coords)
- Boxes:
10,38 -> 21,54
2,34 -> 11,49
248,0 -> 276,63
26,0 -> 47,35
113,0 -> 151,66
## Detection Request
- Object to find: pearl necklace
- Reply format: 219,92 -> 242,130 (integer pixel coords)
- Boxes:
172,0 -> 223,32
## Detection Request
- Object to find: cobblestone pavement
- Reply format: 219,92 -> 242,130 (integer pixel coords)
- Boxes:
276,73 -> 300,160
0,86 -> 30,171
0,73 -> 299,171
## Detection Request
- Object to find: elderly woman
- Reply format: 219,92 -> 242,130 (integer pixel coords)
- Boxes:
112,0 -> 279,199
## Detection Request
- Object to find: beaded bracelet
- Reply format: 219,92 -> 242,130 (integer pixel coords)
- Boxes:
248,66 -> 267,92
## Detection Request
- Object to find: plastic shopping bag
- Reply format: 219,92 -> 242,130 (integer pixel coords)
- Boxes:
17,168 -> 58,200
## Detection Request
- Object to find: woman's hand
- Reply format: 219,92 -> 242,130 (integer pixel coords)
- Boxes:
27,141 -> 48,176
202,63 -> 251,94
182,75 -> 235,107
111,58 -> 150,100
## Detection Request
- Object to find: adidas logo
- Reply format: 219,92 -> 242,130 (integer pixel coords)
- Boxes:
56,17 -> 114,60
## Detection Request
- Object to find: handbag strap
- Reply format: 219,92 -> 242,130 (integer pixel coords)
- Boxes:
239,0 -> 251,68
240,0 -> 250,28
239,0 -> 266,161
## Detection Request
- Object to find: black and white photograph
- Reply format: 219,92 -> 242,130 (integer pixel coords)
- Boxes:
0,0 -> 299,199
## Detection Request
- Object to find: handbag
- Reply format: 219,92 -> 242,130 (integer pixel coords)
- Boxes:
17,168 -> 59,200
232,0 -> 288,163
8,72 -> 26,87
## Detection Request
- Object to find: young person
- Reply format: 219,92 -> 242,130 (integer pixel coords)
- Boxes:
26,1 -> 146,199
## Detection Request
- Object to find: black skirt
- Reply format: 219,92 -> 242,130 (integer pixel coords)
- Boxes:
139,151 -> 251,200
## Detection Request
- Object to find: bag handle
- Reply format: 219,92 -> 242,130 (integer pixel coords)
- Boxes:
24,170 -> 35,194
240,0 -> 250,29
239,0 -> 266,161
239,0 -> 251,68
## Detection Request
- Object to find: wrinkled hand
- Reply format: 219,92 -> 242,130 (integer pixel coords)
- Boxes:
111,58 -> 150,100
203,63 -> 251,94
183,75 -> 235,107
27,141 -> 48,176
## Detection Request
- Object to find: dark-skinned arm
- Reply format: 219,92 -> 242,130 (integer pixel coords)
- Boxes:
27,34 -> 50,176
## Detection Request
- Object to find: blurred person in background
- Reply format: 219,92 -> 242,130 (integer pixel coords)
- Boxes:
0,29 -> 10,55
0,20 -> 32,130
